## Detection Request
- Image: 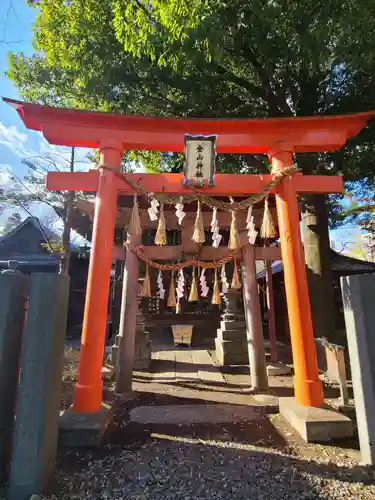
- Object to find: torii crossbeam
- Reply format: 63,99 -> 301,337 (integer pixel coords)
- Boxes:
4,97 -> 374,415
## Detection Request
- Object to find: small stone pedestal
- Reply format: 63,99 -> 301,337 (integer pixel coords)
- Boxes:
215,290 -> 248,366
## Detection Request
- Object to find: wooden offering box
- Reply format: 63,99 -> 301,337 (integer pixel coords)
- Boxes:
171,324 -> 193,346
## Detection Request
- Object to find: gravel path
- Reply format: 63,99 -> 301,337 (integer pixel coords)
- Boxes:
43,432 -> 375,500
8,349 -> 373,500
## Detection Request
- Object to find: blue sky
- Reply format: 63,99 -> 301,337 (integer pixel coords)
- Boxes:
0,0 -> 363,251
0,1 -> 91,235
0,1 -> 36,182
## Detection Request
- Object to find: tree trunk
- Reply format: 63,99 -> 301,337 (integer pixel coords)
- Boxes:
60,147 -> 75,274
295,153 -> 336,343
300,193 -> 336,341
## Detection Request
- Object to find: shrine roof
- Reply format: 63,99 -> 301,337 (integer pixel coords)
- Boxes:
257,250 -> 375,279
4,98 -> 375,154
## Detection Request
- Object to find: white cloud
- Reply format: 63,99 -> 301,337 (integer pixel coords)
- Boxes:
0,122 -> 28,150
0,165 -> 14,188
0,120 -> 92,171
0,120 -> 39,160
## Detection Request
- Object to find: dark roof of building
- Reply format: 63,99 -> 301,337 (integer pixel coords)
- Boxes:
0,216 -> 57,256
257,249 -> 375,279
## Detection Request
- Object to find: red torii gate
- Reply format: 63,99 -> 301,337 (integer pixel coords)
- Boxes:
4,97 -> 374,415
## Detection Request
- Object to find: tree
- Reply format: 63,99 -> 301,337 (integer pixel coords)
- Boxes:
0,147 -> 90,273
0,212 -> 22,235
7,0 -> 375,338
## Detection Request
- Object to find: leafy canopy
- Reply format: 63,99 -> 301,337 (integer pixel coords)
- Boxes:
7,0 -> 375,181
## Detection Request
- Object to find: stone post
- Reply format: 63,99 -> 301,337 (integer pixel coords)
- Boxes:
0,274 -> 28,485
341,274 -> 375,465
215,290 -> 248,366
242,245 -> 268,391
8,274 -> 70,500
133,299 -> 151,370
115,231 -> 141,397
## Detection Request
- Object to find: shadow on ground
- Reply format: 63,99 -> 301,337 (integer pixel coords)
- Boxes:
45,390 -> 375,500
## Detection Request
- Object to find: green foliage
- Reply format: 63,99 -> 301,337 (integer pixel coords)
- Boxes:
7,0 -> 375,179
41,239 -> 64,253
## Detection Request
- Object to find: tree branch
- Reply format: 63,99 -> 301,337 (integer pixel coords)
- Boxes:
212,62 -> 267,100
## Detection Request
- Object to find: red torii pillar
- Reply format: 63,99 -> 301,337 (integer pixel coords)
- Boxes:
270,144 -> 323,406
4,98 -> 374,415
74,140 -> 123,412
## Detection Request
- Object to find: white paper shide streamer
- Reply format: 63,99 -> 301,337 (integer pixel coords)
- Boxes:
220,264 -> 229,293
175,197 -> 186,225
148,197 -> 159,221
199,268 -> 209,297
157,270 -> 165,300
246,206 -> 258,244
210,207 -> 222,248
176,269 -> 185,300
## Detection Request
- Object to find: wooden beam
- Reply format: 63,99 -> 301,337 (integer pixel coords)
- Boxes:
255,246 -> 281,261
76,200 -> 275,230
48,171 -> 343,195
112,246 -> 126,260
112,245 -> 281,262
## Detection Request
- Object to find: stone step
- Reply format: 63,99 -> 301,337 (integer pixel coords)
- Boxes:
220,320 -> 246,331
215,338 -> 249,365
130,404 -> 263,425
217,327 -> 246,341
192,350 -> 224,383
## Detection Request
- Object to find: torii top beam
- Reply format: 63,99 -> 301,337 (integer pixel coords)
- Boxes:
4,98 -> 375,154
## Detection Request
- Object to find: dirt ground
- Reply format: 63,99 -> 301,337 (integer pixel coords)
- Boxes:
38,347 -> 375,500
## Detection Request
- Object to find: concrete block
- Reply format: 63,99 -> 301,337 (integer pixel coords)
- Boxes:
341,274 -> 375,465
252,393 -> 279,413
266,362 -> 292,376
0,274 -> 28,485
8,274 -> 70,500
217,328 -> 247,341
220,320 -> 246,331
279,397 -> 353,443
59,403 -> 112,448
130,404 -> 263,425
215,338 -> 249,366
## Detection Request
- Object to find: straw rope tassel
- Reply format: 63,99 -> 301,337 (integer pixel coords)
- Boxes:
211,269 -> 221,305
192,201 -> 205,244
167,271 -> 177,307
129,194 -> 142,236
231,259 -> 241,289
155,203 -> 167,245
260,197 -> 277,239
140,264 -> 151,297
228,210 -> 240,250
188,268 -> 199,302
